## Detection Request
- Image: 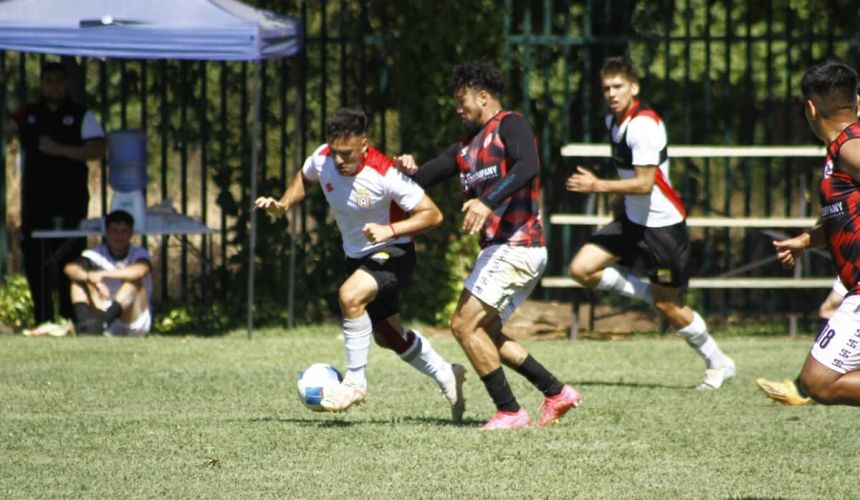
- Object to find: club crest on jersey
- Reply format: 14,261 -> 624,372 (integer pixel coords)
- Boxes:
656,268 -> 673,284
460,146 -> 469,158
369,251 -> 390,265
62,115 -> 75,126
483,132 -> 494,148
325,182 -> 334,192
355,188 -> 371,208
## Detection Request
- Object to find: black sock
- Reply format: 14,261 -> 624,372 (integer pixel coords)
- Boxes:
480,367 -> 520,412
511,355 -> 564,397
794,375 -> 809,398
103,302 -> 123,326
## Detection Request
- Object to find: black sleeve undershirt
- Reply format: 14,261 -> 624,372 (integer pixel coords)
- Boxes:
481,113 -> 540,208
412,143 -> 460,189
412,113 -> 539,208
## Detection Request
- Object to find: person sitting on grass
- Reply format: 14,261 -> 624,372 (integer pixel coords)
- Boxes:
63,210 -> 152,336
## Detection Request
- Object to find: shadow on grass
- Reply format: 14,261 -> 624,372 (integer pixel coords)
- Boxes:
246,415 -> 481,427
574,379 -> 692,390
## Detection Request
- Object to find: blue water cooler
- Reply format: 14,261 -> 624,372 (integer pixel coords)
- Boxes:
107,130 -> 147,229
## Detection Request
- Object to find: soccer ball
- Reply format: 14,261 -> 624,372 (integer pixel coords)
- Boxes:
296,363 -> 343,411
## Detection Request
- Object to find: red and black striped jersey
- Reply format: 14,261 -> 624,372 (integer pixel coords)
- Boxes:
819,122 -> 860,297
455,111 -> 545,248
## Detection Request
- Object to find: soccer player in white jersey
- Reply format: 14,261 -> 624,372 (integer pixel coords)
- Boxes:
254,108 -> 466,419
63,210 -> 152,336
566,56 -> 735,390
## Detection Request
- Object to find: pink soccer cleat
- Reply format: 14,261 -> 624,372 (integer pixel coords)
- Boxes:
536,384 -> 581,427
479,407 -> 532,430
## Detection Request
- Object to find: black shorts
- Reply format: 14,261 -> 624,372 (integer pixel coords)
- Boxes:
588,216 -> 690,287
345,242 -> 416,322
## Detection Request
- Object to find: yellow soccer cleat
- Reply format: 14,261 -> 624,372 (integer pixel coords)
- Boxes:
756,378 -> 811,406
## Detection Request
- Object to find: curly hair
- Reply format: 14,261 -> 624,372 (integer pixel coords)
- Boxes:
450,59 -> 504,97
600,56 -> 639,84
326,108 -> 367,141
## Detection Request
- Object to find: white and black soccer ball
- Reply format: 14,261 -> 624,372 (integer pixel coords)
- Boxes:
296,363 -> 343,411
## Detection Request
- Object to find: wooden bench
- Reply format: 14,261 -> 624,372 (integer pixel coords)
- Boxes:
547,144 -> 831,338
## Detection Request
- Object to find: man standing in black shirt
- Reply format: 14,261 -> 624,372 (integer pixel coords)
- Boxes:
5,62 -> 105,325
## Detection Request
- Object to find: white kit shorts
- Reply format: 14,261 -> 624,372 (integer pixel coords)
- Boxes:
464,244 -> 547,322
810,294 -> 860,374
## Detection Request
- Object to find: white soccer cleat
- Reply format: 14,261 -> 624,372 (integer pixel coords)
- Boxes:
440,364 -> 466,423
320,382 -> 367,413
697,357 -> 736,390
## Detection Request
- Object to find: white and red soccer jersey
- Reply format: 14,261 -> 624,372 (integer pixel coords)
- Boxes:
605,103 -> 685,227
302,144 -> 425,258
81,243 -> 152,301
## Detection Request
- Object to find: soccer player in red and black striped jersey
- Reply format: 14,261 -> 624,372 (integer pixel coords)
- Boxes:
567,57 -> 736,390
397,60 -> 581,430
772,60 -> 860,406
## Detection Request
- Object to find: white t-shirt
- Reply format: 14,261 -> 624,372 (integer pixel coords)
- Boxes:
301,144 -> 425,258
81,243 -> 152,301
80,111 -> 105,140
606,110 -> 685,227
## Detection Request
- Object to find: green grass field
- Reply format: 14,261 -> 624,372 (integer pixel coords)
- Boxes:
1,328 -> 854,499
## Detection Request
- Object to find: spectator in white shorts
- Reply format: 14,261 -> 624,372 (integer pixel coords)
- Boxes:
64,210 -> 152,336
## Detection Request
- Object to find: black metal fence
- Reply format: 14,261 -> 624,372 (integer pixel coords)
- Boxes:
2,0 -> 858,323
503,0 -> 860,317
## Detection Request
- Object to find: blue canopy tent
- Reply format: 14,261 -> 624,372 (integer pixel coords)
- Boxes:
0,0 -> 303,337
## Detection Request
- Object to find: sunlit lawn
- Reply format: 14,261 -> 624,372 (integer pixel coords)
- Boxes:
0,328 -> 851,499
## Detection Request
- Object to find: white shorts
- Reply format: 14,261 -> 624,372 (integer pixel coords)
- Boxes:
810,294 -> 860,374
464,244 -> 547,322
106,309 -> 152,337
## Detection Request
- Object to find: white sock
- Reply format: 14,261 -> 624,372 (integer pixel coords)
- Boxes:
596,267 -> 653,304
401,329 -> 453,387
342,313 -> 372,388
677,312 -> 727,369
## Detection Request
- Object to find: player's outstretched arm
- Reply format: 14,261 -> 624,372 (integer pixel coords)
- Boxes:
567,164 -> 655,194
773,226 -> 824,268
254,172 -> 313,218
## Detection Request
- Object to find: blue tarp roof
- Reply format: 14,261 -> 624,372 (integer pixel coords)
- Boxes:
0,0 -> 302,61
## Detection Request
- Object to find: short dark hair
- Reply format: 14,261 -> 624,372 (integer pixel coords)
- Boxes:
326,108 -> 367,141
41,62 -> 68,79
801,60 -> 858,112
600,56 -> 639,84
450,59 -> 504,97
105,210 -> 134,229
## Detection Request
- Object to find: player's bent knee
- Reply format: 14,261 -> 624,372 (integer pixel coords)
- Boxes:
449,314 -> 473,341
799,373 -> 838,405
337,288 -> 365,315
568,260 -> 599,286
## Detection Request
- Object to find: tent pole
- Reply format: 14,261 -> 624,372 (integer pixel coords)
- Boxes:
247,62 -> 262,339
